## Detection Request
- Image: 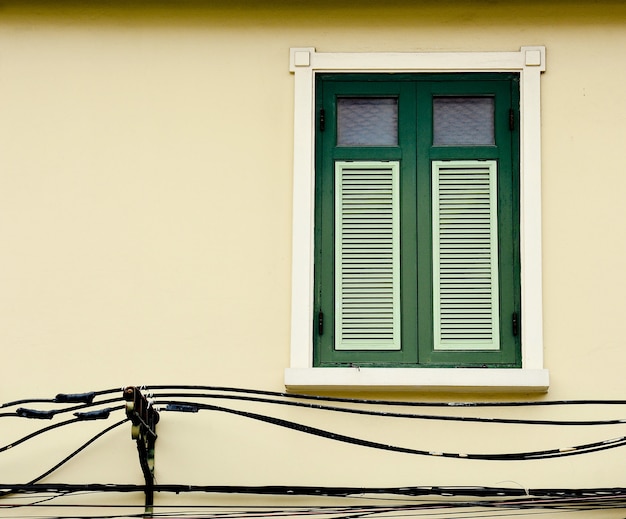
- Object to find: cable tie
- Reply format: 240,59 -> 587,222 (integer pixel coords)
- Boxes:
54,392 -> 96,404
165,403 -> 199,413
16,408 -> 54,420
429,451 -> 443,456
558,446 -> 576,452
74,408 -> 111,421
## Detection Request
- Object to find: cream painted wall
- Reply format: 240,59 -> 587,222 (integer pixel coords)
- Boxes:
1,1 -> 626,516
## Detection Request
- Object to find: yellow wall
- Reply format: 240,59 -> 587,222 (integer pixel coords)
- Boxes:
2,2 -> 626,517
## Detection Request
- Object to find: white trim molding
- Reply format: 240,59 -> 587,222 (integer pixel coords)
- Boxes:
286,47 -> 548,393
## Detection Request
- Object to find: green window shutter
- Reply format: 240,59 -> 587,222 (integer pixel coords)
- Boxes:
334,161 -> 401,351
432,160 -> 500,351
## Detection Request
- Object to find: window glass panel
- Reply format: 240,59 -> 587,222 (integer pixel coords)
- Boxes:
433,97 -> 494,146
337,97 -> 398,146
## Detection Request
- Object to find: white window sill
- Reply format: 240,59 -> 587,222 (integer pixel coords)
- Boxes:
285,368 -> 549,393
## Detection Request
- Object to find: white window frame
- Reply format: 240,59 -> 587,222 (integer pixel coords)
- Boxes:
285,46 -> 549,393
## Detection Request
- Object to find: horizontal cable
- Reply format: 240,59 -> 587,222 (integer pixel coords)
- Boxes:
151,392 -> 626,426
159,400 -> 626,461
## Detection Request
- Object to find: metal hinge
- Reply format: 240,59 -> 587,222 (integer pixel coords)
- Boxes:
318,311 -> 324,335
320,108 -> 326,132
512,312 -> 519,336
509,109 -> 515,131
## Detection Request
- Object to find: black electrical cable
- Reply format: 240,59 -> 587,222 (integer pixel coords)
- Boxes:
0,387 -> 122,410
5,483 -> 626,499
159,399 -> 626,461
146,385 -> 626,408
0,417 -> 82,453
0,406 -> 124,454
0,419 -> 128,499
5,388 -> 626,496
1,399 -> 125,421
1,500 -> 624,519
5,386 -> 626,519
5,489 -> 626,519
14,385 -> 626,430
150,391 -> 626,426
6,384 -> 626,420
27,419 -> 128,486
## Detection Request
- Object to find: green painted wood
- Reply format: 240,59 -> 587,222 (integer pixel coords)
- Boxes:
313,73 -> 521,368
334,161 -> 401,351
432,160 -> 500,351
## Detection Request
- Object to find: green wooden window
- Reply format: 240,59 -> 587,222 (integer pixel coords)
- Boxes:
314,73 -> 521,368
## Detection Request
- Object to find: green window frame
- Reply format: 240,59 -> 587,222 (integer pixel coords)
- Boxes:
314,73 -> 521,368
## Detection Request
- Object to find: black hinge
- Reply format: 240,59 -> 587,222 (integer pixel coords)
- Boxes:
512,312 -> 519,336
509,109 -> 515,131
319,108 -> 326,132
318,311 -> 324,335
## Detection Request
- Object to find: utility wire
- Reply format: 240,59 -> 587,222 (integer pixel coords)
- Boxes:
145,385 -> 626,408
150,392 -> 626,426
4,386 -> 626,517
6,483 -> 626,498
0,406 -> 124,454
158,400 -> 626,461
7,385 -> 626,412
0,388 -> 123,410
1,399 -> 124,420
0,417 -> 82,453
8,386 -> 626,435
0,419 -> 128,500
3,496 -> 626,518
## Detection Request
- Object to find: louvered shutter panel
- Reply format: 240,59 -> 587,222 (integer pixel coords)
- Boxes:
432,160 -> 500,351
335,161 -> 401,351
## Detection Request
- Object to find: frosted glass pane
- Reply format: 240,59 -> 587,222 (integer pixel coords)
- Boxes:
433,97 -> 495,146
337,97 -> 398,146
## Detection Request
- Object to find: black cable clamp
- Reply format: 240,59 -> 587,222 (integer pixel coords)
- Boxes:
123,386 -> 159,517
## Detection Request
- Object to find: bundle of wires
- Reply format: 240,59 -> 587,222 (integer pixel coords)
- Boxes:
2,385 -> 626,517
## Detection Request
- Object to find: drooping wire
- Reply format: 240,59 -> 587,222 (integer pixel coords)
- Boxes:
0,406 -> 125,455
0,418 -> 128,500
0,387 -> 123,410
0,417 -> 82,453
9,384 -> 626,413
4,386 -> 626,467
1,398 -> 125,420
6,385 -> 626,443
149,391 -> 626,426
5,386 -> 625,480
158,399 -> 626,461
4,385 -> 626,513
4,495 -> 626,519
145,385 -> 626,408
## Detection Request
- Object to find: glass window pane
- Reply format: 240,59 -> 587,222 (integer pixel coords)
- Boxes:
433,97 -> 495,146
337,97 -> 398,146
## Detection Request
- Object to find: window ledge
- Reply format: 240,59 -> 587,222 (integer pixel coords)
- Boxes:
285,368 -> 549,393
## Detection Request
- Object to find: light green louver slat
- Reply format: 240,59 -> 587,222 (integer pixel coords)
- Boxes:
432,160 -> 500,351
335,161 -> 401,351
